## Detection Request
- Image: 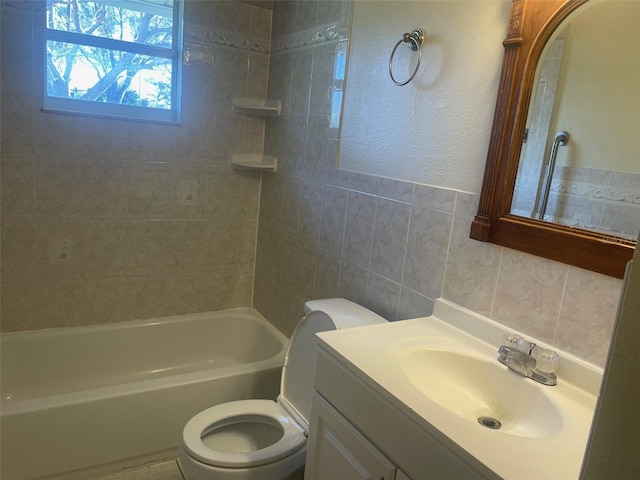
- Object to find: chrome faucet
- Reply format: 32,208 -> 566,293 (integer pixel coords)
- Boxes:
498,334 -> 558,386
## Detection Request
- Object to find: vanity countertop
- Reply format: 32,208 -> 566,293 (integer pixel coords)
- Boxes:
316,298 -> 602,480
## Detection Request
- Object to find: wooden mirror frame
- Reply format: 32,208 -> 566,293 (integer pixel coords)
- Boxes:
470,0 -> 635,279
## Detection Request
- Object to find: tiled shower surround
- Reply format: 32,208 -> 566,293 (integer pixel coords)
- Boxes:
1,0 -> 271,330
0,0 -> 625,368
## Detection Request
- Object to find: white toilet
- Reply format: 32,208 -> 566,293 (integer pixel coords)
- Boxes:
179,298 -> 387,480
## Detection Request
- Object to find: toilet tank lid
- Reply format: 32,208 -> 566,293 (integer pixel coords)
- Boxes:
303,298 -> 388,328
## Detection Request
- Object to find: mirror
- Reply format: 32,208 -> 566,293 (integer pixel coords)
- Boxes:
511,0 -> 640,239
471,0 -> 637,278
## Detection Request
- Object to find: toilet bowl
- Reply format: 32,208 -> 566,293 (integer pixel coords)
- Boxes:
179,298 -> 387,480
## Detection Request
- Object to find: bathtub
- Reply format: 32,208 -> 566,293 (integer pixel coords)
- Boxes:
0,308 -> 288,480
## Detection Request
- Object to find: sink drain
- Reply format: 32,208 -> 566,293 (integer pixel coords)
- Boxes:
478,416 -> 501,430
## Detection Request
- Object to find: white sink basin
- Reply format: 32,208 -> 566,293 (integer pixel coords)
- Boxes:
317,299 -> 602,480
398,348 -> 563,438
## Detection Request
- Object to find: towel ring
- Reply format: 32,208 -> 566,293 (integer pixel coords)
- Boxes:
389,28 -> 425,86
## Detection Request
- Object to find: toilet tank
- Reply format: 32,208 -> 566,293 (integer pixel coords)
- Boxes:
302,298 -> 388,329
278,299 -> 388,428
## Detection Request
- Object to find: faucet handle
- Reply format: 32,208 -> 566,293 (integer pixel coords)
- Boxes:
503,333 -> 534,354
532,346 -> 559,374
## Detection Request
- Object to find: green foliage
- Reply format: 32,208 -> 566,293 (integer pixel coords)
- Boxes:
46,0 -> 174,109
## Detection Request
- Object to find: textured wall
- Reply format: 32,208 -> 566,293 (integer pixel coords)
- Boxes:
0,0 -> 271,331
253,0 -> 623,367
339,0 -> 509,191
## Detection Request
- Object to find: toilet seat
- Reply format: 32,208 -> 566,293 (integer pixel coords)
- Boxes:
180,300 -> 388,479
182,399 -> 306,469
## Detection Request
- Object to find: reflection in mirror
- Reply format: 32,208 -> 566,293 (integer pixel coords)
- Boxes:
510,1 -> 640,241
471,0 -> 637,278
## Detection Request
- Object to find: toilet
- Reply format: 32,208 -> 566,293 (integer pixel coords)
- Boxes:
179,298 -> 387,480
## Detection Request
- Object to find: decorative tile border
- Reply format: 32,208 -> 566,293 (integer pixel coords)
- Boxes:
183,20 -> 349,65
545,168 -> 640,239
551,181 -> 640,206
185,25 -> 270,53
271,23 -> 348,54
513,167 -> 640,238
183,26 -> 270,65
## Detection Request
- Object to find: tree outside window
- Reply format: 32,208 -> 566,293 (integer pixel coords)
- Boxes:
44,0 -> 183,122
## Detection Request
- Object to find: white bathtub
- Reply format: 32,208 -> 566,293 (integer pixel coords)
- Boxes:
0,308 -> 288,480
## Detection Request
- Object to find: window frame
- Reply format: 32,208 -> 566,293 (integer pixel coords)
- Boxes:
42,0 -> 184,124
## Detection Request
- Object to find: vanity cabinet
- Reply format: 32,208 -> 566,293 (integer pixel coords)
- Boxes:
306,347 -> 493,480
305,392 -> 401,480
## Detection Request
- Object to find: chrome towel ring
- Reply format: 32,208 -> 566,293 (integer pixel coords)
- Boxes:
389,28 -> 426,86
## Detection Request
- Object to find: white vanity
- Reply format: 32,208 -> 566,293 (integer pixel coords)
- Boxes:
304,299 -> 602,480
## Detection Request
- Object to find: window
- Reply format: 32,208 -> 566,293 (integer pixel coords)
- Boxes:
44,0 -> 183,123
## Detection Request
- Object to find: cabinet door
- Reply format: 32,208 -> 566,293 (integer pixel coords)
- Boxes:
305,393 -> 397,480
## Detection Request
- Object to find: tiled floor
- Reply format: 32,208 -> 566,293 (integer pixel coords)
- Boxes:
88,460 -> 185,480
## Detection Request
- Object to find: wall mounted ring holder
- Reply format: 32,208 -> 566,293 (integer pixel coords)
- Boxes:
389,28 -> 426,86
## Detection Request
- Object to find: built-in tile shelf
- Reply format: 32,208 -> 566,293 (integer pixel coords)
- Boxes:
232,97 -> 281,116
231,154 -> 277,172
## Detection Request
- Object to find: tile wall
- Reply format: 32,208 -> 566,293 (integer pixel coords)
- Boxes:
0,0 -> 271,331
546,167 -> 640,239
0,0 -> 626,367
253,0 -> 623,367
514,164 -> 640,240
